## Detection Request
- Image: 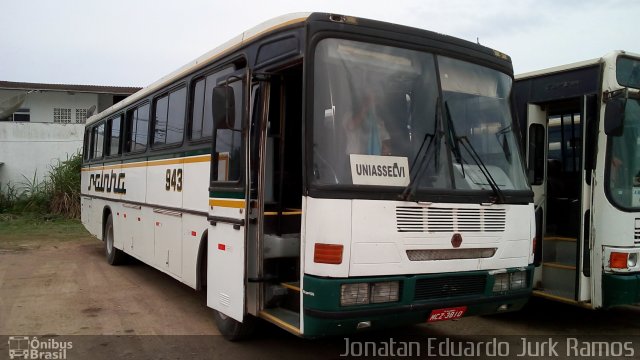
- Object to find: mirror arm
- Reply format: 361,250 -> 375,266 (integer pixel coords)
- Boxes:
603,88 -> 628,103
252,72 -> 278,82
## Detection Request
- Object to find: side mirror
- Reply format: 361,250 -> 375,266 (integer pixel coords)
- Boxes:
604,97 -> 625,136
212,85 -> 235,130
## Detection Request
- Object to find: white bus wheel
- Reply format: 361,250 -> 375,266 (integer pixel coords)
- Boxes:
214,310 -> 256,341
104,213 -> 126,266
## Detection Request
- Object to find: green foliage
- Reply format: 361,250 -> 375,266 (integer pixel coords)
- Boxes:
0,152 -> 81,218
48,153 -> 82,218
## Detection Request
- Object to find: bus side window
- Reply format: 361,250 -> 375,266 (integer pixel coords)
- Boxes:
83,129 -> 90,161
106,115 -> 122,156
528,123 -> 545,185
191,67 -> 235,141
94,123 -> 105,159
191,79 -> 206,140
125,103 -> 150,153
212,77 -> 243,183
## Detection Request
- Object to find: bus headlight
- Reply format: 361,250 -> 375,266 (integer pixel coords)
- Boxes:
510,271 -> 527,290
340,281 -> 400,306
371,281 -> 400,303
493,271 -> 527,292
340,283 -> 369,306
493,273 -> 509,292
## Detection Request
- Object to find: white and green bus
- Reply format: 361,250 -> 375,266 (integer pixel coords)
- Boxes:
81,13 -> 535,339
515,51 -> 640,308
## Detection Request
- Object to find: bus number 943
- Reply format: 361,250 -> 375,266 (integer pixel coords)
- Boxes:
165,169 -> 183,191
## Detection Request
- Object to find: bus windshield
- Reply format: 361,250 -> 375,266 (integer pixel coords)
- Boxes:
607,96 -> 640,209
312,38 -> 528,195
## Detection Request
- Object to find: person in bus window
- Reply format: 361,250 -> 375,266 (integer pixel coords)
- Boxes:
343,90 -> 391,156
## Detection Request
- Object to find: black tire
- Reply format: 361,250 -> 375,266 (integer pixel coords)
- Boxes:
104,213 -> 126,265
214,310 -> 256,341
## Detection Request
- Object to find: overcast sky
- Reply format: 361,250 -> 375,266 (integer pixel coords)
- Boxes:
1,0 -> 637,87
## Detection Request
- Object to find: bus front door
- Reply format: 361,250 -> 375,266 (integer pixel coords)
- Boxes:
207,72 -> 248,323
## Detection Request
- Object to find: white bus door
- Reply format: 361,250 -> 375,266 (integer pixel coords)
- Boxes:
526,104 -> 547,273
207,73 -> 248,322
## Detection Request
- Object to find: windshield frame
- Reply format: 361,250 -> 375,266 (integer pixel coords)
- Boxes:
305,33 -> 533,204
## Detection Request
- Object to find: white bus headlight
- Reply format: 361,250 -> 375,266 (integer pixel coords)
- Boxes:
340,281 -> 401,306
629,253 -> 638,268
510,271 -> 527,290
340,283 -> 369,306
493,273 -> 509,292
493,271 -> 527,292
371,281 -> 400,303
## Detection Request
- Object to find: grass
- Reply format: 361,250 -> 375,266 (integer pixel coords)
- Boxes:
0,152 -> 81,217
0,213 -> 90,251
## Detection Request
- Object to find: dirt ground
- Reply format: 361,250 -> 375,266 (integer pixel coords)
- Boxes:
2,230 -> 640,359
0,236 -> 217,336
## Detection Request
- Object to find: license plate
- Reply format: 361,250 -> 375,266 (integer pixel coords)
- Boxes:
427,306 -> 467,322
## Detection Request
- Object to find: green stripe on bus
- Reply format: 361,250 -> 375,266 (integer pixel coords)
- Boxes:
184,148 -> 211,157
209,191 -> 245,199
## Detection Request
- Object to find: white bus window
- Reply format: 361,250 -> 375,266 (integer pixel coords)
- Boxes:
213,80 -> 243,182
93,123 -> 104,159
125,104 -> 149,153
153,87 -> 186,146
106,115 -> 122,156
191,79 -> 206,139
191,67 -> 235,141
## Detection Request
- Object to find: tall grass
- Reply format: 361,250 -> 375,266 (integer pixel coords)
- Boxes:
48,153 -> 82,218
0,152 -> 81,218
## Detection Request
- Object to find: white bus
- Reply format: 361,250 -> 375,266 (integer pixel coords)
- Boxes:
81,13 -> 535,339
515,51 -> 640,308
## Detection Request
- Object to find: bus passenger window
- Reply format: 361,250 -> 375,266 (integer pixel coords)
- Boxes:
106,115 -> 122,156
153,87 -> 186,146
213,81 -> 243,182
83,129 -> 90,161
94,123 -> 104,159
125,104 -> 149,153
191,79 -> 205,139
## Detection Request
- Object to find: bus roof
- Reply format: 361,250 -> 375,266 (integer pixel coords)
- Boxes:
515,50 -> 640,81
515,57 -> 603,81
86,12 -> 310,126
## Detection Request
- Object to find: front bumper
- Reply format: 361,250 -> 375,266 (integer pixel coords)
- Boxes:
602,273 -> 640,308
301,266 -> 534,338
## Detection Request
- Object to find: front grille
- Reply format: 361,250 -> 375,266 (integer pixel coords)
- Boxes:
414,275 -> 487,301
396,206 -> 506,233
635,219 -> 640,245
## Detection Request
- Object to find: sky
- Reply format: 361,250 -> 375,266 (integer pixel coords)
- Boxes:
1,0 -> 637,88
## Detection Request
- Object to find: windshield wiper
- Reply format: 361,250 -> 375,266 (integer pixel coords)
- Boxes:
444,101 -> 506,204
496,125 -> 512,163
400,101 -> 442,201
458,136 -> 506,203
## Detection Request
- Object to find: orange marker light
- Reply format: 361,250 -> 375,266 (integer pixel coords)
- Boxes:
314,243 -> 343,264
610,252 -> 629,269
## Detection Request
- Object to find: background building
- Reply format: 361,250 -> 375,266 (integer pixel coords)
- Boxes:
0,81 -> 140,189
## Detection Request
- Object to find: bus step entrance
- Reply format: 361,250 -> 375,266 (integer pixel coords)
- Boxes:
281,281 -> 300,292
536,235 -> 578,300
259,307 -> 301,335
265,281 -> 300,313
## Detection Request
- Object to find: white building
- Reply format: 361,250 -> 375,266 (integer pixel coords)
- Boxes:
0,81 -> 140,190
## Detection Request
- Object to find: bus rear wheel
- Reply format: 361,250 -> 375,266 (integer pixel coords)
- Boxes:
104,213 -> 126,265
214,310 -> 255,341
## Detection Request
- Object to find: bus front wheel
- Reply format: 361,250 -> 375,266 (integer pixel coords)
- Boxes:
214,310 -> 255,341
104,214 -> 126,265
